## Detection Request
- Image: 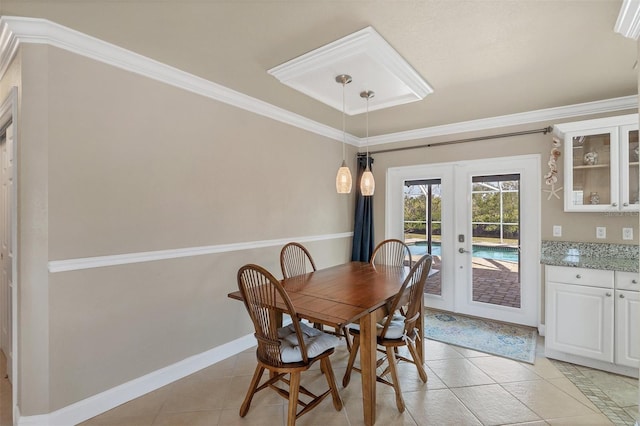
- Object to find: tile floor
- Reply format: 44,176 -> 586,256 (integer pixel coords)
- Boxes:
1,337 -> 638,425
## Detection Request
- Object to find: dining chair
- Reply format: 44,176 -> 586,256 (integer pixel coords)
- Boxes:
280,242 -> 317,279
370,238 -> 412,267
342,254 -> 433,413
237,264 -> 343,426
280,242 -> 352,350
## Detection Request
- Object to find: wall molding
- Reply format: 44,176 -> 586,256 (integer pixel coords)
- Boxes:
17,333 -> 256,426
0,16 -> 637,150
366,95 -> 639,146
615,0 -> 640,40
48,232 -> 353,273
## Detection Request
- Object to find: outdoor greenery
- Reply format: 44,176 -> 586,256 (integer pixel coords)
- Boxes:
404,180 -> 520,243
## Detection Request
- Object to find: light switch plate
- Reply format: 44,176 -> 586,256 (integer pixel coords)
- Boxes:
623,227 -> 633,240
552,225 -> 562,237
596,226 -> 606,239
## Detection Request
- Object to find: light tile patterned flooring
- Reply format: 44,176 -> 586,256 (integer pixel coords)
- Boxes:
1,338 -> 638,425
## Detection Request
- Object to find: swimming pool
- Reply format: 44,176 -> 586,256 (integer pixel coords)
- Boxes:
408,242 -> 519,262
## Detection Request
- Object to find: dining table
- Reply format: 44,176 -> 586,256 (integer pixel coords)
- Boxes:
227,261 -> 422,426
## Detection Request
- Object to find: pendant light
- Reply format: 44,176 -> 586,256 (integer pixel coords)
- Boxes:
360,90 -> 375,196
335,75 -> 353,193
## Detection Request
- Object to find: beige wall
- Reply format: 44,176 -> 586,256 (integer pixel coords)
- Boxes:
11,43 -> 356,414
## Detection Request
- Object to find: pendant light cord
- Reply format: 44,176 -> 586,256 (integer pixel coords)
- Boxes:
342,80 -> 346,162
365,93 -> 370,169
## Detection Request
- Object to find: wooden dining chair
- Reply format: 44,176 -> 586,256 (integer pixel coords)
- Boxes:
280,242 -> 317,279
237,264 -> 343,426
280,242 -> 352,350
342,254 -> 433,413
370,238 -> 412,267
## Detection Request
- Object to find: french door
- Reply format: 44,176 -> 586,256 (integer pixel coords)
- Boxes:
386,155 -> 540,327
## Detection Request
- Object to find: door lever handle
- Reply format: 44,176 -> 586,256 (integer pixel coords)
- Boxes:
458,248 -> 470,254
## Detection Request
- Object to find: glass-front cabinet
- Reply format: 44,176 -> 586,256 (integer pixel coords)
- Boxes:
554,114 -> 639,212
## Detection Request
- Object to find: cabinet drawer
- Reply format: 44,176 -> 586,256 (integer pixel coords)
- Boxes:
546,265 -> 614,288
616,271 -> 640,292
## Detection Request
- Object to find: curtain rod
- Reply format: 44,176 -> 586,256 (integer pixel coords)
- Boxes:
357,126 -> 553,156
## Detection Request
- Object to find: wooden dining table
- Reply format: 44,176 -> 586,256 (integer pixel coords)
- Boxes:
228,261 -> 423,426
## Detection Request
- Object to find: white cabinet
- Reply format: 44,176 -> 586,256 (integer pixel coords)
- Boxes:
554,114 -> 639,212
615,288 -> 640,368
545,266 -> 639,377
545,266 -> 614,362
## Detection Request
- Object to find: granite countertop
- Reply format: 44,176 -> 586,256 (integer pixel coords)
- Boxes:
540,240 -> 639,273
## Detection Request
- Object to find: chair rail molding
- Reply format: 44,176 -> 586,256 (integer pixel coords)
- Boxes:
48,232 -> 354,273
0,16 -> 637,149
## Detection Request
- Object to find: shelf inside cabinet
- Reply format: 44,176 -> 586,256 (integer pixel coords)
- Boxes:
573,164 -> 609,170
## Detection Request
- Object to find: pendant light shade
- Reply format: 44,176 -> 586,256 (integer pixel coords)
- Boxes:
336,160 -> 352,193
360,90 -> 375,196
335,74 -> 353,194
360,168 -> 375,195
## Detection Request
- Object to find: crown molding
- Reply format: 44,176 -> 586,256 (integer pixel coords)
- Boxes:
615,0 -> 640,39
365,95 -> 639,147
0,16 -> 357,144
0,16 -> 637,151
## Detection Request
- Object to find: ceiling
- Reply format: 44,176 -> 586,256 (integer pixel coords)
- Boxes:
1,0 -> 638,141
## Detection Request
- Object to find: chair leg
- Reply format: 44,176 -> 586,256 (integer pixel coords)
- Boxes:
385,346 -> 405,413
341,326 -> 352,352
240,365 -> 265,417
287,372 -> 301,426
407,341 -> 428,382
320,357 -> 343,410
342,334 -> 360,387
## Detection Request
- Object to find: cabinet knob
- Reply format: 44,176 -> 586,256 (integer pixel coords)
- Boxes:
576,274 -> 581,279
606,292 -> 612,297
632,279 -> 638,284
612,202 -> 618,207
624,202 -> 629,206
619,294 -> 625,298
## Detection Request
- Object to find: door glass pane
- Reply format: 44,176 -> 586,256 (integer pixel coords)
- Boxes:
628,129 -> 639,205
471,175 -> 520,308
571,133 -> 611,207
403,179 -> 442,296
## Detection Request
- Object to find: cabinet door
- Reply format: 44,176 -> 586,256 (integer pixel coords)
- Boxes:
615,289 -> 639,368
620,124 -> 640,211
564,126 -> 619,212
546,282 -> 614,361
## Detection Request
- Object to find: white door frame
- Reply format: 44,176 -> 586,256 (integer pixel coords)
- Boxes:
386,154 -> 540,326
0,87 -> 18,423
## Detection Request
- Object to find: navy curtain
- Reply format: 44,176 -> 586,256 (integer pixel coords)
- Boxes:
351,155 -> 374,262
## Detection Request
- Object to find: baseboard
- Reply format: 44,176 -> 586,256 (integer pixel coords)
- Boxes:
17,334 -> 256,426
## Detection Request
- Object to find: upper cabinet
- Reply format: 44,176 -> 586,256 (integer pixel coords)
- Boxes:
554,114 -> 639,212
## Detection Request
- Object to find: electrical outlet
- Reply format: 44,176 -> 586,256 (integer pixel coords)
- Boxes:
596,226 -> 606,239
552,225 -> 562,237
623,227 -> 633,240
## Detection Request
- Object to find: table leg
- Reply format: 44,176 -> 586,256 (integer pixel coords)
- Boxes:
360,312 -> 377,425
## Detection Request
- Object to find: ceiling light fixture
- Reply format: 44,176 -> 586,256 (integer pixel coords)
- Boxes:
335,74 -> 353,194
360,90 -> 375,196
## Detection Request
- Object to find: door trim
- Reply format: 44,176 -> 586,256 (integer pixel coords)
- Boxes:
0,86 -> 17,423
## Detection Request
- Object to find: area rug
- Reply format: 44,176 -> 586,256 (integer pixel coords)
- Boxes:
424,309 -> 537,364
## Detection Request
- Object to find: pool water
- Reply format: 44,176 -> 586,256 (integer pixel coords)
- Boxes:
408,242 -> 519,262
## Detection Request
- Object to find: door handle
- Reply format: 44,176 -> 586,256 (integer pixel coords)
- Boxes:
458,248 -> 470,254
